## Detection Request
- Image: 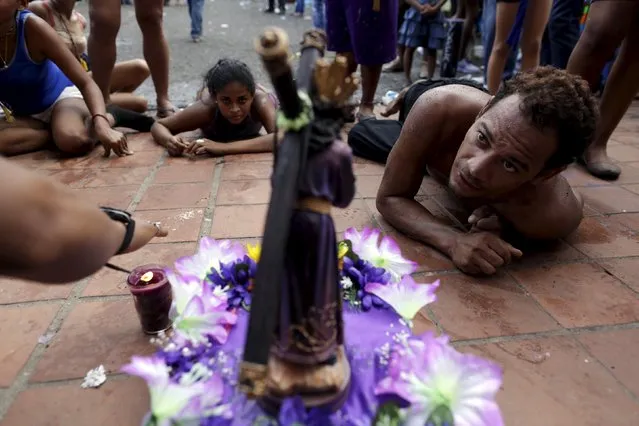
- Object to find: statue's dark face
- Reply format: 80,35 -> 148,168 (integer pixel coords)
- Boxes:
215,81 -> 254,125
449,95 -> 560,200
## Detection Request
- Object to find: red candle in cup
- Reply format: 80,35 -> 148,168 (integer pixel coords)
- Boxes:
127,264 -> 173,335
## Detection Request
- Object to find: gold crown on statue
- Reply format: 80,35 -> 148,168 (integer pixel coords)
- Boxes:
314,56 -> 360,105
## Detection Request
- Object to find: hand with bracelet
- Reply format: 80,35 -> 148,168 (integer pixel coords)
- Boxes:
0,157 -> 167,284
92,113 -> 132,158
101,207 -> 169,273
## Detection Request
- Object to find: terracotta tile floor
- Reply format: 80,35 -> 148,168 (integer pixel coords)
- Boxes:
2,104 -> 639,425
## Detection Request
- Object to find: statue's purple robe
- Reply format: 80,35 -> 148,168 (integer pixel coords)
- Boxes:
271,140 -> 356,365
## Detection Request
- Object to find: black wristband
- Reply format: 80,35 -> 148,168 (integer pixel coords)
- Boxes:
100,207 -> 136,254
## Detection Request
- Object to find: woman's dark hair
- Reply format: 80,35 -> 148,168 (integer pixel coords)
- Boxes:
204,58 -> 256,96
484,66 -> 599,169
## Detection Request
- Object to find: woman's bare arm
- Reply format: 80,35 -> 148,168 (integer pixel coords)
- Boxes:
24,15 -> 129,156
0,158 -> 166,284
151,100 -> 213,145
26,16 -> 106,126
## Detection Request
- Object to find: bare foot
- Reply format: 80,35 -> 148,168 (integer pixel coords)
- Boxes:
156,101 -> 177,119
582,146 -> 621,180
357,103 -> 375,121
382,57 -> 403,73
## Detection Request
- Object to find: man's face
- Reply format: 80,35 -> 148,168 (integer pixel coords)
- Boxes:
449,95 -> 559,200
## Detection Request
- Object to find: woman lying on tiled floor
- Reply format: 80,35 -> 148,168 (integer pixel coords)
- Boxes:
151,58 -> 278,158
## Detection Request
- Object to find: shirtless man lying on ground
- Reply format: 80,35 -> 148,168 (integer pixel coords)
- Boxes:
370,67 -> 598,275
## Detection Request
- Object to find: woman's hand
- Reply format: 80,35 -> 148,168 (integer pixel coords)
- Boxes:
185,139 -> 226,157
120,221 -> 169,254
421,4 -> 437,16
163,135 -> 190,157
95,125 -> 131,157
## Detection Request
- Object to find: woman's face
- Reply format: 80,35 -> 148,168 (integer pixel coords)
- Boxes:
0,0 -> 19,24
214,81 -> 254,125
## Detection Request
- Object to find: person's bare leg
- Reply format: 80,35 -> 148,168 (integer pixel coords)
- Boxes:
425,48 -> 437,78
403,46 -> 416,85
519,0 -> 552,71
384,45 -> 405,72
566,0 -> 637,179
87,0 -> 121,103
359,65 -> 382,119
109,59 -> 151,93
459,0 -> 479,61
585,23 -> 639,180
134,0 -> 174,116
50,99 -> 115,156
101,59 -> 151,112
108,93 -> 149,113
486,2 -> 519,94
567,1 -> 633,88
0,117 -> 49,156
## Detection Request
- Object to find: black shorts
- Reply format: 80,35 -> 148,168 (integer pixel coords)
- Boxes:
399,78 -> 487,122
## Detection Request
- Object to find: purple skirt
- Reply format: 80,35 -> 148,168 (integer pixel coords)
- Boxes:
325,0 -> 399,65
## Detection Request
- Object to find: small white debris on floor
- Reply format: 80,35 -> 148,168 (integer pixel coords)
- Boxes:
81,365 -> 107,389
37,331 -> 55,345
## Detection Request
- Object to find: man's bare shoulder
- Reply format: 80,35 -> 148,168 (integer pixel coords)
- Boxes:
409,84 -> 490,120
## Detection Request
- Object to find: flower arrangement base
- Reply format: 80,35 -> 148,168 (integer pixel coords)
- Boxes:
258,345 -> 352,415
123,232 -> 504,426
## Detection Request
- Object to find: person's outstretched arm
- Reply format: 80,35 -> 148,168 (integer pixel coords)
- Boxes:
0,157 -> 167,284
151,100 -> 213,156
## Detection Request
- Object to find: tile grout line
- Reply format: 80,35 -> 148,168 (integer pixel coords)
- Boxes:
506,269 -> 565,330
0,276 -> 93,419
198,159 -> 224,238
572,335 -> 639,404
451,321 -> 639,347
127,153 -> 168,213
0,152 -> 168,420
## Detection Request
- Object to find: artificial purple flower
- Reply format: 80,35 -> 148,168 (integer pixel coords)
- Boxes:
206,256 -> 256,310
278,397 -> 332,426
366,278 -> 440,321
174,237 -> 246,281
342,256 -> 391,311
375,332 -> 504,426
344,227 -> 417,281
121,356 -> 205,424
172,284 -> 237,344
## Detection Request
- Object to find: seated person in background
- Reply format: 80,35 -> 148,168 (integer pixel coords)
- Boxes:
0,6 -> 128,157
151,58 -> 278,157
28,0 -> 151,113
375,67 -> 597,275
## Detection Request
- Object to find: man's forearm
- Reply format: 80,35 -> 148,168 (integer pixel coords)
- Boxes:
377,196 -> 461,257
0,161 -> 127,283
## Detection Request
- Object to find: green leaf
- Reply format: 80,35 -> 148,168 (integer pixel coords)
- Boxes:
373,402 -> 402,426
426,405 -> 454,426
